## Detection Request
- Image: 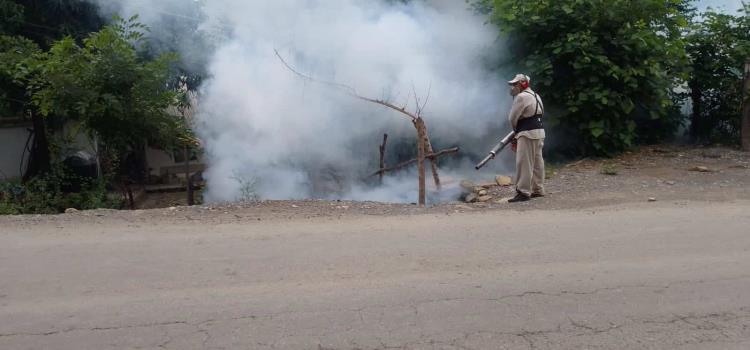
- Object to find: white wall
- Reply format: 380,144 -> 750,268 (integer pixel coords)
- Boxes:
146,146 -> 204,178
0,126 -> 32,180
146,147 -> 176,176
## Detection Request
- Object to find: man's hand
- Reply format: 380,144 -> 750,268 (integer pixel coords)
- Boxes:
511,138 -> 518,153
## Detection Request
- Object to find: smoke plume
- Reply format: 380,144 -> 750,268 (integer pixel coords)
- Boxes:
94,0 -> 513,203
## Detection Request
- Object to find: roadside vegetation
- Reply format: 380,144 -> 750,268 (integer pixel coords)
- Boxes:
1,0 -> 748,214
1,1 -> 199,214
474,0 -> 749,157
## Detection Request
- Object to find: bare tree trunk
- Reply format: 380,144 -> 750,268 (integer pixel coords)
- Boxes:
127,185 -> 135,209
23,111 -> 51,181
379,134 -> 388,184
93,133 -> 102,180
415,118 -> 426,206
120,178 -> 135,210
688,78 -> 704,141
742,60 -> 750,152
424,134 -> 441,190
184,146 -> 194,205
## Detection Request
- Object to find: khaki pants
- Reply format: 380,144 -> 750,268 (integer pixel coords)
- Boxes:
515,137 -> 545,196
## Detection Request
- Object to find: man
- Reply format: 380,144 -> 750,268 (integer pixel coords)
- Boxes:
507,74 -> 545,203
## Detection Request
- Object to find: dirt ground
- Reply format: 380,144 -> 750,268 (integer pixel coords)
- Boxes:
2,144 -> 749,227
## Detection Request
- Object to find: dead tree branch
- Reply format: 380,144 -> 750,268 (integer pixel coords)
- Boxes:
379,134 -> 388,184
275,48 -> 440,205
411,83 -> 432,117
274,49 -> 417,121
369,147 -> 459,177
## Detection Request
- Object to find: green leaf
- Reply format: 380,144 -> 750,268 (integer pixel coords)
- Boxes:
591,128 -> 604,138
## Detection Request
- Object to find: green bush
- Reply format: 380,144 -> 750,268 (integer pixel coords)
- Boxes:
0,167 -> 122,215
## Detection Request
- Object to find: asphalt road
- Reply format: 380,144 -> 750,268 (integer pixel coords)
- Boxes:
1,201 -> 750,349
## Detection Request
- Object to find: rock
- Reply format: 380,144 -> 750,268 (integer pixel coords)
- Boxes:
168,207 -> 177,211
495,175 -> 513,186
690,166 -> 713,173
701,152 -> 722,159
477,195 -> 493,202
464,193 -> 478,203
666,181 -> 676,186
64,208 -> 79,214
648,197 -> 657,202
479,182 -> 498,189
473,186 -> 485,193
460,180 -> 477,192
477,190 -> 488,196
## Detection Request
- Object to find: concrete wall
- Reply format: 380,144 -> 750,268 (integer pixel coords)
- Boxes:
0,126 -> 32,180
146,146 -> 204,181
1,116 -> 204,183
146,147 -> 177,176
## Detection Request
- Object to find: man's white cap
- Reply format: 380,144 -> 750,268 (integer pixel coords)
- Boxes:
508,74 -> 530,85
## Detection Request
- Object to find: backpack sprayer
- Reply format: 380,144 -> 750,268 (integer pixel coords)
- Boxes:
475,131 -> 515,170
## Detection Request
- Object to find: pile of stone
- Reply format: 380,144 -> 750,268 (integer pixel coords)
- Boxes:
460,175 -> 513,203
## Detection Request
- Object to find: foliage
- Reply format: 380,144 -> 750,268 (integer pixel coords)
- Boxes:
23,16 -> 191,172
10,0 -> 105,48
686,4 -> 750,143
0,34 -> 39,117
0,165 -> 122,215
474,0 -> 692,156
0,0 -> 24,34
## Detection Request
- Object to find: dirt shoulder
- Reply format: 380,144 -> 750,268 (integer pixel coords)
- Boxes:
1,144 -> 748,228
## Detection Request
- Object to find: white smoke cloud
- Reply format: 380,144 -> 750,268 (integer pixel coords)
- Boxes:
92,0 -> 513,203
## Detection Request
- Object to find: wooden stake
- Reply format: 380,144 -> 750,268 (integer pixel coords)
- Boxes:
184,146 -> 194,206
415,118 -> 426,206
379,134 -> 388,184
424,134 -> 441,190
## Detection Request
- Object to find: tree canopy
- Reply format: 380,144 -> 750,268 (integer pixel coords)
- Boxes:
475,0 -> 694,156
2,1 -> 190,183
686,4 -> 750,142
23,16 -> 190,161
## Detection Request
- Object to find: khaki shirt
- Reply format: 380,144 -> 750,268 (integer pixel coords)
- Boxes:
508,88 -> 546,140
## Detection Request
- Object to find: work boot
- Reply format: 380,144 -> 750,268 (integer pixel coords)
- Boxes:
508,192 -> 530,203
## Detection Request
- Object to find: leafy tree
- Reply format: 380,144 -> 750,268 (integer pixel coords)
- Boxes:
0,34 -> 38,117
686,4 -> 750,143
474,0 -> 692,156
0,0 -> 24,34
1,0 -> 106,179
0,0 -> 30,116
12,0 -> 105,48
23,16 -> 190,180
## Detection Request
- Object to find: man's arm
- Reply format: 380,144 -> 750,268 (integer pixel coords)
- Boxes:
508,95 -> 528,131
